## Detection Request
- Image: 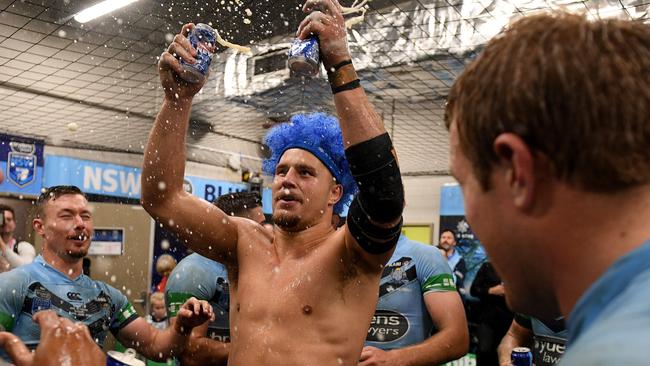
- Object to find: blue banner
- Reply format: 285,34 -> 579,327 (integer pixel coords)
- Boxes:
44,155 -> 272,214
0,134 -> 44,197
439,183 -> 487,298
440,184 -> 466,216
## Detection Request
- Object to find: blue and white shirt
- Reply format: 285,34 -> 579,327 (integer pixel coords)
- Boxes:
365,235 -> 456,349
165,253 -> 230,342
560,239 -> 650,365
0,256 -> 137,360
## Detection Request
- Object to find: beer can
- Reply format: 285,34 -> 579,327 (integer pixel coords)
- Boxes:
511,347 -> 533,366
288,36 -> 320,77
106,349 -> 145,366
179,23 -> 217,83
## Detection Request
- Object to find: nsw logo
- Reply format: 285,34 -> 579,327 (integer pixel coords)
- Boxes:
366,310 -> 409,343
7,151 -> 36,187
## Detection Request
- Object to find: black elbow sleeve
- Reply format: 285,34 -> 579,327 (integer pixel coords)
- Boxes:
345,133 -> 404,223
347,197 -> 403,254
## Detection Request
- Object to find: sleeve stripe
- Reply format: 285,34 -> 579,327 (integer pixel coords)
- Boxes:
422,273 -> 456,292
166,292 -> 195,317
0,312 -> 14,332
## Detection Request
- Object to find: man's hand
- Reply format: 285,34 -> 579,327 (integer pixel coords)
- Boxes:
297,0 -> 351,70
174,297 -> 214,335
158,23 -> 207,102
0,311 -> 105,366
358,346 -> 402,366
489,283 -> 506,297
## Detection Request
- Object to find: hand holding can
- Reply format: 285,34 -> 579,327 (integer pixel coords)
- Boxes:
179,23 -> 218,83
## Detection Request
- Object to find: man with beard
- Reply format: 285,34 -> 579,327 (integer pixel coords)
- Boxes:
438,229 -> 467,291
141,1 -> 404,364
0,186 -> 213,363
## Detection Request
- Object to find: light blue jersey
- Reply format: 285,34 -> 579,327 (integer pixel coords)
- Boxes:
365,235 -> 456,349
165,253 -> 230,342
560,239 -> 650,365
0,256 -> 137,360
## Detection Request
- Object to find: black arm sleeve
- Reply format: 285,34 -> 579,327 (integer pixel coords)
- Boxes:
344,133 -> 404,254
345,133 -> 404,223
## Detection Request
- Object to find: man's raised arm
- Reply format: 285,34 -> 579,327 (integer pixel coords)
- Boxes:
142,23 -> 238,262
297,0 -> 405,267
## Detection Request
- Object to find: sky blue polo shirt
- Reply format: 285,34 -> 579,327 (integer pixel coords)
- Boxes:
560,239 -> 650,365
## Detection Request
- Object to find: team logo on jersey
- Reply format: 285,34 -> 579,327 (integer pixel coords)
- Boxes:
67,292 -> 83,301
366,310 -> 409,343
379,257 -> 417,297
7,142 -> 36,187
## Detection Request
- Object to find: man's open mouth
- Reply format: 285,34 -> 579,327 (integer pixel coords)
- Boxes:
67,233 -> 89,241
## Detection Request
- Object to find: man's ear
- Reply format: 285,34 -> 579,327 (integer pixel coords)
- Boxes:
328,184 -> 343,206
493,133 -> 537,211
33,218 -> 45,236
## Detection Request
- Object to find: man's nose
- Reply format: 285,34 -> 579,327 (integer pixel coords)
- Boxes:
73,215 -> 85,229
281,168 -> 299,187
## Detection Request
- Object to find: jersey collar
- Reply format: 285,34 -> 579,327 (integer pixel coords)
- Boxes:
567,239 -> 650,344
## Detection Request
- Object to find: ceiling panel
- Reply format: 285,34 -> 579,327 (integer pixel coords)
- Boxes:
1,0 -> 648,176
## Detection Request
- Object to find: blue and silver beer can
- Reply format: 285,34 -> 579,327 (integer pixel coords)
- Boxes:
511,347 -> 533,366
288,36 -> 320,77
180,23 -> 217,83
106,349 -> 145,366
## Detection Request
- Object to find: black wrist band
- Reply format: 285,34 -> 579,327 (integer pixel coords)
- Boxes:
332,59 -> 353,71
332,79 -> 361,94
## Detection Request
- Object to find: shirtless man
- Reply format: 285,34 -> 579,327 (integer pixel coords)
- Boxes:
141,0 -> 404,364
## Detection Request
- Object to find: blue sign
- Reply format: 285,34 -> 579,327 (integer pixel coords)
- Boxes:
44,155 -> 273,214
0,134 -> 44,196
90,228 -> 124,256
440,184 -> 465,216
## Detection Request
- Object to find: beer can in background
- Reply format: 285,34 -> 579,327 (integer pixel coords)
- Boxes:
106,349 -> 145,366
511,347 -> 533,366
179,23 -> 218,83
288,36 -> 320,77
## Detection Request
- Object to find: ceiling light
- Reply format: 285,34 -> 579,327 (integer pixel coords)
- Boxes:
74,0 -> 139,23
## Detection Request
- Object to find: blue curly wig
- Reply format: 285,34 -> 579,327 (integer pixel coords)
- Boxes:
263,113 -> 358,214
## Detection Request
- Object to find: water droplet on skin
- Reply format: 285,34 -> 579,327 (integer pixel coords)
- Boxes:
158,181 -> 166,190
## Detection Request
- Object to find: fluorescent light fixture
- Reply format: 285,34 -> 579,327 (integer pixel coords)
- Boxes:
74,0 -> 139,23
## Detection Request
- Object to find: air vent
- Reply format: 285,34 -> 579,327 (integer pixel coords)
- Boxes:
253,52 -> 288,75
